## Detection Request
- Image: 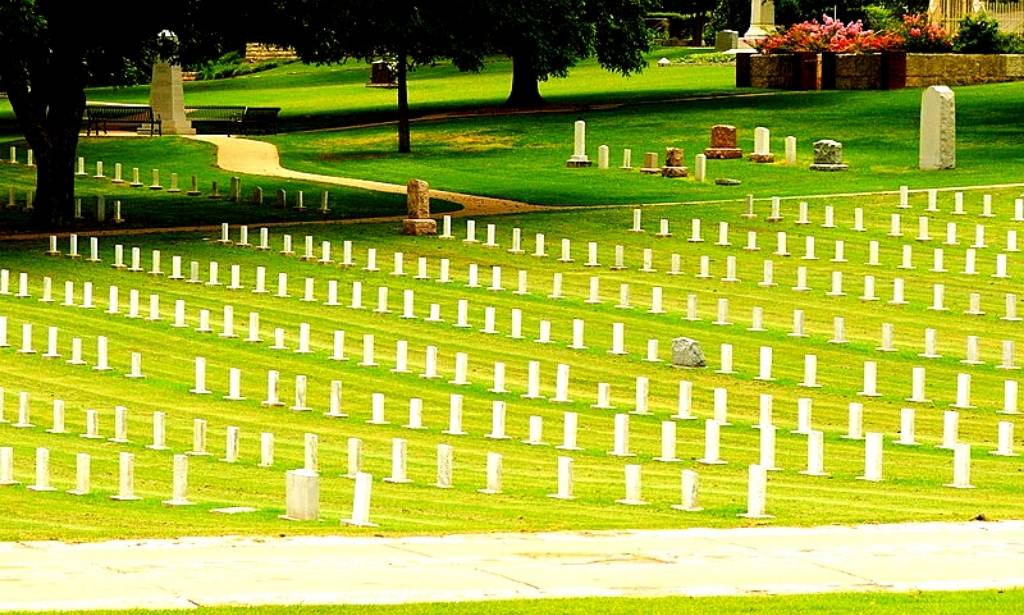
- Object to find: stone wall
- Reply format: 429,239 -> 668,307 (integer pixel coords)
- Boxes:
750,55 -> 796,89
746,53 -> 1024,89
244,43 -> 298,63
834,54 -> 883,90
906,53 -> 1024,86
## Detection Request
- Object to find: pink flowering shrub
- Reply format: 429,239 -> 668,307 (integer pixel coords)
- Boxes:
894,13 -> 953,52
755,14 -> 905,54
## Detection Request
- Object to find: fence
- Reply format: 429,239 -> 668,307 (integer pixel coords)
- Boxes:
930,0 -> 1024,35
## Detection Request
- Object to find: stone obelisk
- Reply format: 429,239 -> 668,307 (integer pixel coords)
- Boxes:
149,33 -> 195,136
744,0 -> 776,42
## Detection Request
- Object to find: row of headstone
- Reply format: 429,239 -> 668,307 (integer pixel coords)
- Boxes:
0,446 -> 191,504
566,122 -> 844,170
8,372 -> 1014,471
16,240 -> 1024,378
4,188 -> 34,212
12,261 -> 1022,408
0,320 -> 130,374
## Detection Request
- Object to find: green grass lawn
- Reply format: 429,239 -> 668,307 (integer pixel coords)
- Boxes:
4,49 -> 1023,231
0,48 -> 730,134
0,187 -> 1022,541
0,138 -> 457,232
265,81 -> 1024,206
9,589 -> 1024,615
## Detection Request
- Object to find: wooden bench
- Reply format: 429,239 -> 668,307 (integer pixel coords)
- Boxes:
83,104 -> 162,136
185,106 -> 281,135
242,107 -> 280,135
185,106 -> 246,134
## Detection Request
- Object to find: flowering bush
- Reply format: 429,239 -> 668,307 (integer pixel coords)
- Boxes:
894,13 -> 953,52
755,15 -> 903,55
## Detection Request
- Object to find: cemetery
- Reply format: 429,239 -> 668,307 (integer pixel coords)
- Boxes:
2,0 -> 1024,612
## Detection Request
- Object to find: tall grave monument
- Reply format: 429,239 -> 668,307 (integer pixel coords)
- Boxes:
149,31 -> 195,136
743,0 -> 776,44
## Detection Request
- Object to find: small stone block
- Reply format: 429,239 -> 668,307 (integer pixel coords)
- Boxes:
402,219 -> 437,236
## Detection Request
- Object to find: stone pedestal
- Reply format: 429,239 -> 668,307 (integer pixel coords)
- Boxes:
403,219 -> 437,236
662,147 -> 688,177
919,85 -> 956,170
704,125 -> 743,159
743,0 -> 776,42
810,139 -> 849,171
149,62 -> 195,136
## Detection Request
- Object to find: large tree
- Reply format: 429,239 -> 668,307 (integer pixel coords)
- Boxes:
0,1 -> 235,228
455,0 -> 658,107
274,1 -> 474,153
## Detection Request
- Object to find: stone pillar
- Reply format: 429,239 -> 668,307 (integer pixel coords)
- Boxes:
744,0 -> 776,40
403,179 -> 437,236
149,62 -> 195,136
919,85 -> 955,170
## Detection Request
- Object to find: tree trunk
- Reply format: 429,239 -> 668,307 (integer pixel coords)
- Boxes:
396,50 -> 411,154
31,130 -> 79,228
7,65 -> 85,229
506,54 -> 544,108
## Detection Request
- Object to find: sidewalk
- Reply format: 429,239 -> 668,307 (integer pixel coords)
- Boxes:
2,521 -> 1023,611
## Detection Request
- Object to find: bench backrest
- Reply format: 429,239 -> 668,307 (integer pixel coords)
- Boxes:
243,107 -> 281,121
185,106 -> 246,121
85,105 -> 155,122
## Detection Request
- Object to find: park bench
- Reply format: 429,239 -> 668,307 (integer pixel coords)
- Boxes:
185,106 -> 246,134
242,107 -> 281,134
82,104 -> 162,136
185,105 -> 281,135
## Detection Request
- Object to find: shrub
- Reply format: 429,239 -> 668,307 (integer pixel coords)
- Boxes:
894,13 -> 953,52
864,5 -> 897,32
754,14 -> 902,54
1001,33 -> 1024,53
954,13 -> 1003,53
195,51 -> 289,81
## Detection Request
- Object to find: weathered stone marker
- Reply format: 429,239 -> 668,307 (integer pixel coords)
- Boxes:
919,85 -> 955,170
809,139 -> 849,171
402,179 -> 437,236
672,337 -> 706,368
661,147 -> 688,178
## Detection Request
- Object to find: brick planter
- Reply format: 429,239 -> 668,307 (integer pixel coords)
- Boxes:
744,52 -> 1024,89
750,54 -> 797,89
794,51 -> 821,90
834,54 -> 883,90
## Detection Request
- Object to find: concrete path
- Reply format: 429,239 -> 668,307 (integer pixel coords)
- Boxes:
190,135 -> 547,218
3,521 -> 1023,611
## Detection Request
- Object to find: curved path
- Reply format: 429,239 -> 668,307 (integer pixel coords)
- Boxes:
190,135 -> 550,219
2,521 -> 1023,610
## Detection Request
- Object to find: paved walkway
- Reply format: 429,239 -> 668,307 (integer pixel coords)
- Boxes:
190,135 -> 548,218
2,521 -> 1023,610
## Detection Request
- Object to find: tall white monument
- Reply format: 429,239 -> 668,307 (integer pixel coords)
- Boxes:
919,85 -> 956,170
149,31 -> 195,136
744,0 -> 776,40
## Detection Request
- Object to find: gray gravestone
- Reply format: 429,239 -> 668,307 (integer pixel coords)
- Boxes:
715,30 -> 739,51
672,337 -> 706,368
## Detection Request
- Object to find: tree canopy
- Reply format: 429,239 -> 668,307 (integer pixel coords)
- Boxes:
0,0 -> 237,227
457,0 -> 658,106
